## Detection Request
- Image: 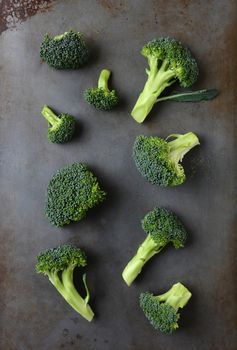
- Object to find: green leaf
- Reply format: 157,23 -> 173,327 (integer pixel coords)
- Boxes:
157,89 -> 219,102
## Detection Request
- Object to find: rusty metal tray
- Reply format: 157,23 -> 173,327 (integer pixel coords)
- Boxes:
0,0 -> 236,349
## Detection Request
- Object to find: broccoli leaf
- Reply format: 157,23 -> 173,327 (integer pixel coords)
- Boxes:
157,89 -> 219,102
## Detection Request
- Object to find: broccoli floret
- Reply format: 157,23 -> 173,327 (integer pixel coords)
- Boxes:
131,37 -> 198,123
36,244 -> 94,322
84,69 -> 119,110
133,132 -> 200,187
40,30 -> 89,69
41,105 -> 76,144
140,283 -> 192,333
122,208 -> 187,286
45,163 -> 106,226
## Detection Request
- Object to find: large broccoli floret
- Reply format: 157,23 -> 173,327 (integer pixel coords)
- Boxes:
122,208 -> 187,286
41,105 -> 76,144
133,132 -> 200,187
45,163 -> 106,226
140,283 -> 192,333
84,69 -> 119,110
40,30 -> 89,69
131,37 -> 198,123
36,244 -> 94,322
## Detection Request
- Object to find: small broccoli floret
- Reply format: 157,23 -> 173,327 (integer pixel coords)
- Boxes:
45,163 -> 106,226
40,30 -> 89,69
36,244 -> 94,321
41,105 -> 76,143
84,69 -> 119,110
133,132 -> 200,187
140,283 -> 192,333
131,37 -> 198,123
122,208 -> 187,286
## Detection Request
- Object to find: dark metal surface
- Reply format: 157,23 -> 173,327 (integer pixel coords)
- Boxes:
0,0 -> 236,349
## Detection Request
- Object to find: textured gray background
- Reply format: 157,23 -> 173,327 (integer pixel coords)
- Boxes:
0,0 -> 236,349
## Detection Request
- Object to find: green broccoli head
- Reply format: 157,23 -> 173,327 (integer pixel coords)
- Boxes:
45,163 -> 106,227
141,37 -> 198,88
36,244 -> 94,322
40,31 -> 89,69
36,244 -> 87,274
122,207 -> 187,286
140,291 -> 179,333
84,88 -> 118,110
139,283 -> 192,333
84,69 -> 119,110
131,37 -> 198,123
133,132 -> 200,187
41,105 -> 76,144
142,207 -> 187,248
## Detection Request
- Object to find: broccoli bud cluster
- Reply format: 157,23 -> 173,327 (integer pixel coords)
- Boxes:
45,163 -> 106,227
40,31 -> 89,69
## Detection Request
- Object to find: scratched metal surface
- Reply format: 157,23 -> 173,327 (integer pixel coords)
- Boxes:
0,0 -> 236,349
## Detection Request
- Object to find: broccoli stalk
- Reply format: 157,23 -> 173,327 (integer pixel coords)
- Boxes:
36,244 -> 94,322
48,271 -> 93,322
42,105 -> 61,128
140,282 -> 192,333
132,58 -> 176,122
122,208 -> 187,286
122,234 -> 164,286
53,33 -> 66,41
155,282 -> 191,310
167,132 -> 200,165
98,69 -> 111,91
131,37 -> 199,123
41,105 -> 76,144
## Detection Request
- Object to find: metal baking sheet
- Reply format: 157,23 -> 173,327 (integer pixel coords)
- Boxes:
0,0 -> 236,349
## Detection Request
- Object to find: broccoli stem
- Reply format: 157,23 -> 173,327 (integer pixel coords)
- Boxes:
54,32 -> 68,40
167,132 -> 200,164
156,282 -> 192,311
48,267 -> 94,321
98,69 -> 111,91
131,58 -> 176,123
122,234 -> 163,286
41,105 -> 60,127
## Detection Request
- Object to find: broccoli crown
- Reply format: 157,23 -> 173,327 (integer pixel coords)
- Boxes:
142,207 -> 187,248
140,283 -> 192,334
140,291 -> 179,333
133,135 -> 185,187
40,31 -> 89,69
84,88 -> 118,110
45,163 -> 106,226
36,244 -> 87,274
142,37 -> 198,87
47,114 -> 76,143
